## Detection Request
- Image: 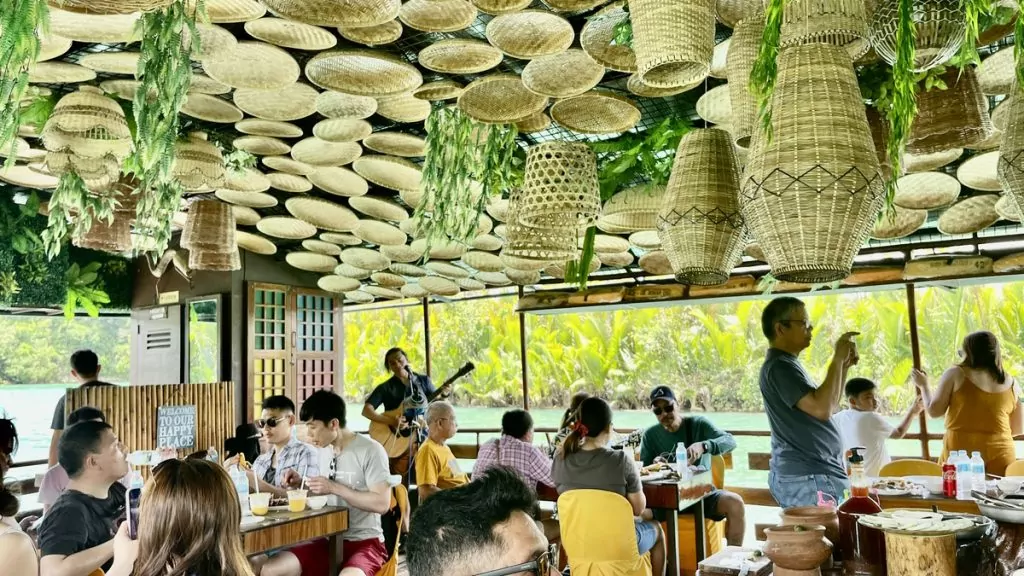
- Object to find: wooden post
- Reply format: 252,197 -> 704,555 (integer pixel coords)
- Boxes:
884,532 -> 956,576
519,286 -> 530,411
422,297 -> 432,378
906,284 -> 930,460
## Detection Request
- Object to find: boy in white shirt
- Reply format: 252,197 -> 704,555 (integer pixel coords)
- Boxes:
832,378 -> 923,477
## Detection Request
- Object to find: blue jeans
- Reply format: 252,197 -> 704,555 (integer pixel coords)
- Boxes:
769,471 -> 850,509
635,519 -> 658,555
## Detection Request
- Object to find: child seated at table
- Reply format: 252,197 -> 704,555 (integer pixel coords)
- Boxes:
832,378 -> 924,477
552,397 -> 666,576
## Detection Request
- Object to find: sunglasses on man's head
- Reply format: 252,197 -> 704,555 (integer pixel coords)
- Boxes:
473,544 -> 558,576
256,416 -> 287,429
652,404 -> 675,416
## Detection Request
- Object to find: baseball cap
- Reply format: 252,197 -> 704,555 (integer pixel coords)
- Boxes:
649,386 -> 676,405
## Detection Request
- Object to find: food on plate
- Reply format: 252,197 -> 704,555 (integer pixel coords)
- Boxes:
641,462 -> 671,475
859,510 -> 976,534
872,478 -> 913,492
269,496 -> 288,507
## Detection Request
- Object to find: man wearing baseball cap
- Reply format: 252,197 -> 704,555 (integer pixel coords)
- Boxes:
640,386 -> 746,546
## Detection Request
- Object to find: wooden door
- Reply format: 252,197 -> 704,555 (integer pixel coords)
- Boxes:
248,283 -> 290,419
292,289 -> 340,416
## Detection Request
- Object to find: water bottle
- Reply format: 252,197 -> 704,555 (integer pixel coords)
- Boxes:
956,450 -> 972,500
675,442 -> 688,477
126,471 -> 144,539
206,446 -> 219,464
230,466 -> 250,514
970,451 -> 986,493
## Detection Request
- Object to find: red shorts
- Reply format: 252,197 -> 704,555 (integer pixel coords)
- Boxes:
288,537 -> 388,576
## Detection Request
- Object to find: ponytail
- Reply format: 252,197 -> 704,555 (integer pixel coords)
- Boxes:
0,484 -> 18,518
557,397 -> 611,458
559,421 -> 590,457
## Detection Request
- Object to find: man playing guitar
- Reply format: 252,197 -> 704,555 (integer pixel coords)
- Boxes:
363,348 -> 452,474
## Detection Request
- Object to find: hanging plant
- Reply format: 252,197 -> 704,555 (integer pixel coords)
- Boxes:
883,0 -> 919,213
64,261 -> 111,319
129,0 -> 202,257
958,0 -> 994,65
1016,0 -> 1024,90
0,0 -> 49,167
416,103 -> 520,255
41,172 -> 119,260
749,0 -> 785,139
222,147 -> 257,174
611,4 -> 633,47
19,92 -> 56,134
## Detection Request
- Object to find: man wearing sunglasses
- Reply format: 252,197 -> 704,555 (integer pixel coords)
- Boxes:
408,466 -> 558,576
759,296 -> 859,509
225,395 -> 318,497
640,386 -> 746,546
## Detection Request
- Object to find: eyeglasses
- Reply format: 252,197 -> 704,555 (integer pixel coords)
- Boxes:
473,544 -> 558,576
781,318 -> 813,331
652,404 -> 675,416
256,416 -> 286,429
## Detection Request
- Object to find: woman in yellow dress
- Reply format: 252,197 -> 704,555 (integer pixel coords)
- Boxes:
914,331 -> 1023,476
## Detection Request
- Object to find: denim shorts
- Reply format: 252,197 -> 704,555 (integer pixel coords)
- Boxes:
769,471 -> 850,509
635,519 -> 659,555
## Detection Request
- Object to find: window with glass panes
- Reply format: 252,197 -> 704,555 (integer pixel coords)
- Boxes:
294,291 -> 338,411
250,285 -> 290,418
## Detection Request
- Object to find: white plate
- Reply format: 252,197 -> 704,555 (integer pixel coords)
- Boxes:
874,488 -> 910,497
240,516 -> 265,528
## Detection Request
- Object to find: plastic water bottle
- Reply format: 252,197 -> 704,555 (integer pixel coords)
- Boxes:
675,442 -> 688,477
956,450 -> 972,500
230,466 -> 250,514
206,446 -> 219,464
971,451 -> 986,493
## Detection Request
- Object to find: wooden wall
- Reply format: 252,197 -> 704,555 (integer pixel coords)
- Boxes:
66,382 -> 235,458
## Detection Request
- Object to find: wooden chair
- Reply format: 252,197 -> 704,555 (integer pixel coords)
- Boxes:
375,485 -> 410,576
671,454 -> 727,576
559,490 -> 652,576
878,459 -> 943,477
1005,460 -> 1024,476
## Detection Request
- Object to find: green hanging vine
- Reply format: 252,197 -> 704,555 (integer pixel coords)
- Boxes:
749,0 -> 785,140
416,103 -> 520,257
1016,0 -> 1024,90
0,0 -> 49,167
611,3 -> 632,47
130,0 -> 202,257
41,172 -> 119,259
884,0 -> 919,213
958,0 -> 994,66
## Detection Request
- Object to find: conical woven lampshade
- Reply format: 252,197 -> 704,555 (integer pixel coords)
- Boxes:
630,0 -> 715,89
779,0 -> 870,60
740,44 -> 884,283
998,97 -> 1024,219
174,132 -> 226,191
182,199 -> 237,252
657,128 -> 745,286
906,67 -> 994,155
516,142 -> 600,230
72,215 -> 132,253
189,247 -> 242,271
725,11 -> 762,148
42,86 -> 132,160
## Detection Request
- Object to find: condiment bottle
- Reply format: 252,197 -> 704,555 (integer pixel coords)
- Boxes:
838,447 -> 886,576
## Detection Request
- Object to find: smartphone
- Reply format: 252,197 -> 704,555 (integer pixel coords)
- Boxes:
126,485 -> 142,539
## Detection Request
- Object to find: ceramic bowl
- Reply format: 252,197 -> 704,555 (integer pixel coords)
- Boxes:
308,496 -> 329,510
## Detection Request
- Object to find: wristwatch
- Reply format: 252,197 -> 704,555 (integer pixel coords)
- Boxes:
702,441 -> 710,453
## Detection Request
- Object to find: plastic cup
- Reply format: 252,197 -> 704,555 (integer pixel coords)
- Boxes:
287,489 -> 308,512
249,493 -> 271,516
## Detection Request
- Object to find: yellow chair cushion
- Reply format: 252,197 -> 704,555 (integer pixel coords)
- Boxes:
559,490 -> 652,576
878,459 -> 942,477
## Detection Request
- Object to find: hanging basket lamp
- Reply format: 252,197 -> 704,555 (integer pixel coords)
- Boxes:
906,67 -> 995,155
998,97 -> 1024,220
174,131 -> 226,191
515,142 -> 600,230
869,0 -> 965,73
181,199 -> 237,252
629,0 -> 715,89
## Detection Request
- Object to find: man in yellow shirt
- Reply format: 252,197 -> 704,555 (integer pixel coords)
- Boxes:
415,401 -> 468,503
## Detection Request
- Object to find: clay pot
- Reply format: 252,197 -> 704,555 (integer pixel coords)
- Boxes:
764,525 -> 833,576
781,505 -> 840,560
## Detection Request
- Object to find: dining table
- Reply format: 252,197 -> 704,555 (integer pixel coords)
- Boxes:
240,506 -> 349,573
643,469 -> 716,576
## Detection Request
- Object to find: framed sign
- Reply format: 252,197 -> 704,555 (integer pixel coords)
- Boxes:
157,405 -> 197,450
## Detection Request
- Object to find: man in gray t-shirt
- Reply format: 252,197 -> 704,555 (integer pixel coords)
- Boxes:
758,297 -> 859,508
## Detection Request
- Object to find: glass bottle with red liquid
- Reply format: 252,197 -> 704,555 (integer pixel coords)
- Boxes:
838,447 -> 886,576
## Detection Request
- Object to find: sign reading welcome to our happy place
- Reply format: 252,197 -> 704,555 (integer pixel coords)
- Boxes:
157,405 -> 197,450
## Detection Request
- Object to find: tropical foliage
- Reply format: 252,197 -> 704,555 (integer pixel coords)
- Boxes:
344,282 -> 1024,414
0,315 -> 131,384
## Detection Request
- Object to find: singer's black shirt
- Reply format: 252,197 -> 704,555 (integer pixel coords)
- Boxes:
365,373 -> 437,412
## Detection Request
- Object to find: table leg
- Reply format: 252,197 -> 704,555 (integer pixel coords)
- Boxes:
667,509 -> 680,576
693,501 -> 706,562
329,534 -> 342,575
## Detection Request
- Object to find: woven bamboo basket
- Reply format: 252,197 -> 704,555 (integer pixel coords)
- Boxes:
189,248 -> 241,271
42,87 -> 132,160
72,214 -> 132,253
182,200 -> 237,252
517,142 -> 600,229
779,0 -> 870,60
657,128 -> 745,285
260,0 -> 400,27
581,2 -> 636,73
726,11 -> 762,148
715,0 -> 759,27
906,67 -> 994,155
740,43 -> 884,283
597,185 -> 666,233
865,107 -> 891,180
44,152 -> 121,190
630,0 -> 715,89
869,0 -> 964,72
46,0 -> 172,14
174,132 -> 226,191
998,97 -> 1024,218
500,188 -> 576,270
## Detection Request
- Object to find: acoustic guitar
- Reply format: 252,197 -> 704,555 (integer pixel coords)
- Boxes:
369,362 -> 475,459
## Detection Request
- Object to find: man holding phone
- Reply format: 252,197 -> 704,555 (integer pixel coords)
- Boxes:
640,386 -> 746,546
38,420 -> 130,576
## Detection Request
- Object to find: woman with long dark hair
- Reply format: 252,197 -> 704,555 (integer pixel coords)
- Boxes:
134,458 -> 255,576
552,397 -> 665,576
0,418 -> 38,576
914,330 -> 1023,475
